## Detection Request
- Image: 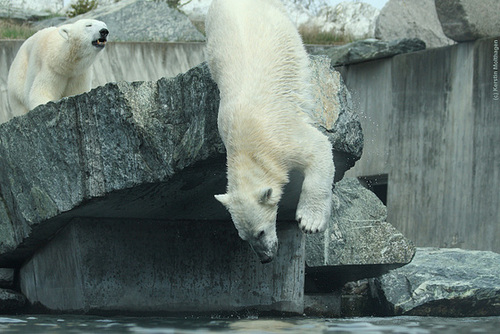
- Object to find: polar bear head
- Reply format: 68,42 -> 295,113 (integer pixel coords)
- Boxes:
57,19 -> 109,59
215,188 -> 280,264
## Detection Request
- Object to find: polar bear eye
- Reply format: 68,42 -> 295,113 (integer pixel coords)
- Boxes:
257,230 -> 265,239
86,24 -> 92,27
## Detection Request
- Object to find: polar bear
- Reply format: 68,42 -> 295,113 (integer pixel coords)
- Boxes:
7,19 -> 109,118
206,0 -> 335,263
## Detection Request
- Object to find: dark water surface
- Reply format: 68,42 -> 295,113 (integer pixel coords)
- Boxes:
1,315 -> 500,333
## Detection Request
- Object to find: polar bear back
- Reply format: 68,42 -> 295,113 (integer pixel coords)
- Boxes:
206,0 -> 313,118
8,27 -> 66,114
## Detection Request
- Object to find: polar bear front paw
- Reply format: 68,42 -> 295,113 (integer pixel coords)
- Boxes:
296,208 -> 328,234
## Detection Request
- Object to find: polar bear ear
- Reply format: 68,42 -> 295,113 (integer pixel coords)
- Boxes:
214,194 -> 231,207
58,25 -> 70,40
259,188 -> 276,205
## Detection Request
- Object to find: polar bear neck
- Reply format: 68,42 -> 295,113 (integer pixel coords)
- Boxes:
226,150 -> 288,194
55,35 -> 100,75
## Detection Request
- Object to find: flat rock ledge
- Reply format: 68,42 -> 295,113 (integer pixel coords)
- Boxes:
373,247 -> 500,317
0,57 -> 363,267
308,38 -> 426,67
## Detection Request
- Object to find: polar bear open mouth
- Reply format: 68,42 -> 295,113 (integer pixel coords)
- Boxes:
92,38 -> 107,48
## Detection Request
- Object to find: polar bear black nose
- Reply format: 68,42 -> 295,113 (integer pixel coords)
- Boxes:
100,28 -> 109,38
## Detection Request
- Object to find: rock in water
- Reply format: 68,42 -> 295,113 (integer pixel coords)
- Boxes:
374,247 -> 500,316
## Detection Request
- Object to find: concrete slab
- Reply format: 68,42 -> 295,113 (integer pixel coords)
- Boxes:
20,218 -> 305,315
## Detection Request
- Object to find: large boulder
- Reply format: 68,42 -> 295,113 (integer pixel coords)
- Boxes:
435,0 -> 500,42
309,57 -> 363,180
305,178 -> 415,289
374,247 -> 500,316
375,0 -> 454,48
0,5 -> 53,21
7,0 -> 63,13
306,2 -> 380,40
0,58 -> 362,266
63,0 -> 205,42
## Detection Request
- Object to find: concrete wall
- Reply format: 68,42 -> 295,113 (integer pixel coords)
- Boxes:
339,37 -> 500,253
0,41 -> 206,123
20,218 -> 305,314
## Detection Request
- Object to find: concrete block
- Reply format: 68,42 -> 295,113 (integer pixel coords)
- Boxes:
20,219 -> 305,315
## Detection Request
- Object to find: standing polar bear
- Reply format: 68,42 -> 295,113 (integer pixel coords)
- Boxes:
206,0 -> 335,263
7,19 -> 109,118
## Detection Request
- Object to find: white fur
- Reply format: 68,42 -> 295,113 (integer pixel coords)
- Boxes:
7,19 -> 108,117
207,0 -> 335,263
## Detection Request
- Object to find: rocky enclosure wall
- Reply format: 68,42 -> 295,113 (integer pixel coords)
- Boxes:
2,38 -> 499,253
339,36 -> 500,253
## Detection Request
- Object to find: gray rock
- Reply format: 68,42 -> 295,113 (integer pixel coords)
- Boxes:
306,2 -> 380,40
308,38 -> 426,67
374,247 -> 500,316
31,16 -> 68,30
306,178 -> 415,268
0,6 -> 52,21
304,292 -> 341,317
63,0 -> 205,42
375,0 -> 454,48
0,288 -> 26,312
0,269 -> 14,288
309,56 -> 363,180
0,59 -> 362,266
7,0 -> 64,13
435,0 -> 500,42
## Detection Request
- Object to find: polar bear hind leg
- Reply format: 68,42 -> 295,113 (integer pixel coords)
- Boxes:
295,127 -> 335,233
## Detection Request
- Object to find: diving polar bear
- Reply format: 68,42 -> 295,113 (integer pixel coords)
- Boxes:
7,19 -> 109,118
206,0 -> 335,263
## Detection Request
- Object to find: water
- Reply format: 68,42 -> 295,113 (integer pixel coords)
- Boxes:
0,315 -> 499,334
